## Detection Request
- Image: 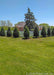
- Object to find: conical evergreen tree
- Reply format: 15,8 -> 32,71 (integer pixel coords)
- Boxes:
52,28 -> 54,36
7,27 -> 12,37
24,26 -> 29,39
25,8 -> 36,30
47,27 -> 51,36
0,31 -> 1,36
13,27 -> 19,38
1,27 -> 5,36
41,26 -> 46,37
33,26 -> 39,38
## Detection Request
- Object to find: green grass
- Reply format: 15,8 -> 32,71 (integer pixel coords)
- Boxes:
0,37 -> 54,75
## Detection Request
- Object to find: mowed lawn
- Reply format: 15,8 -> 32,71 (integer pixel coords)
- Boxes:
0,37 -> 54,75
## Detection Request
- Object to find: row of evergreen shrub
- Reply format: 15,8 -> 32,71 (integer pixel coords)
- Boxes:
24,26 -> 54,38
34,26 -> 54,38
0,27 -> 19,38
0,26 -> 54,39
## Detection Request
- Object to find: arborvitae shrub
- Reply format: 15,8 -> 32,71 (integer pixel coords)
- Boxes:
1,27 -> 5,36
7,27 -> 12,37
33,26 -> 39,38
24,26 -> 29,39
13,27 -> 19,38
0,31 -> 1,36
41,26 -> 46,37
52,28 -> 54,36
47,27 -> 51,36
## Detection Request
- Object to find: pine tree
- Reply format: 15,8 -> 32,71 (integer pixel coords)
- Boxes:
47,27 -> 51,36
7,27 -> 12,37
41,26 -> 46,37
33,26 -> 39,38
13,27 -> 19,38
1,27 -> 5,36
24,26 -> 29,39
52,28 -> 54,36
25,8 -> 37,30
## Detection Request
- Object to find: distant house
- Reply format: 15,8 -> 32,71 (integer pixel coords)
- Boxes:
15,22 -> 43,31
38,26 -> 43,30
15,22 -> 26,31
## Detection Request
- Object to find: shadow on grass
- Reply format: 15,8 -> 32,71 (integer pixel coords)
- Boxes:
22,37 -> 30,40
33,36 -> 39,38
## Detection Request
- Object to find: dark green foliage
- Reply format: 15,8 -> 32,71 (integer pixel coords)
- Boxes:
1,27 -> 5,36
33,26 -> 39,38
41,26 -> 46,37
47,28 -> 51,36
52,28 -> 54,36
24,26 -> 29,39
0,31 -> 1,36
25,8 -> 37,30
7,27 -> 12,37
51,26 -> 54,30
13,27 -> 19,38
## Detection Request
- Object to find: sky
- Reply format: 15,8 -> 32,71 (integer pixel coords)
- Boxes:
0,0 -> 54,26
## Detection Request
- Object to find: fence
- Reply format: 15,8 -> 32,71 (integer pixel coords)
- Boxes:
5,31 -> 41,37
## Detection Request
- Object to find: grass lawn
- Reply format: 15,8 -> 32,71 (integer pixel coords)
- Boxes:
0,37 -> 54,75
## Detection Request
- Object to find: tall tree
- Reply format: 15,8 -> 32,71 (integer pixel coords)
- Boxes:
25,8 -> 37,30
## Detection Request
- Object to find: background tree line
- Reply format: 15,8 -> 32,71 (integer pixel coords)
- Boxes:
0,20 -> 13,27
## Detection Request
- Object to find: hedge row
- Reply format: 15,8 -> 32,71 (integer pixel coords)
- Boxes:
0,26 -> 54,39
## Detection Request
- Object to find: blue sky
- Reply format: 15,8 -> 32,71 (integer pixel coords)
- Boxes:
0,0 -> 54,26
